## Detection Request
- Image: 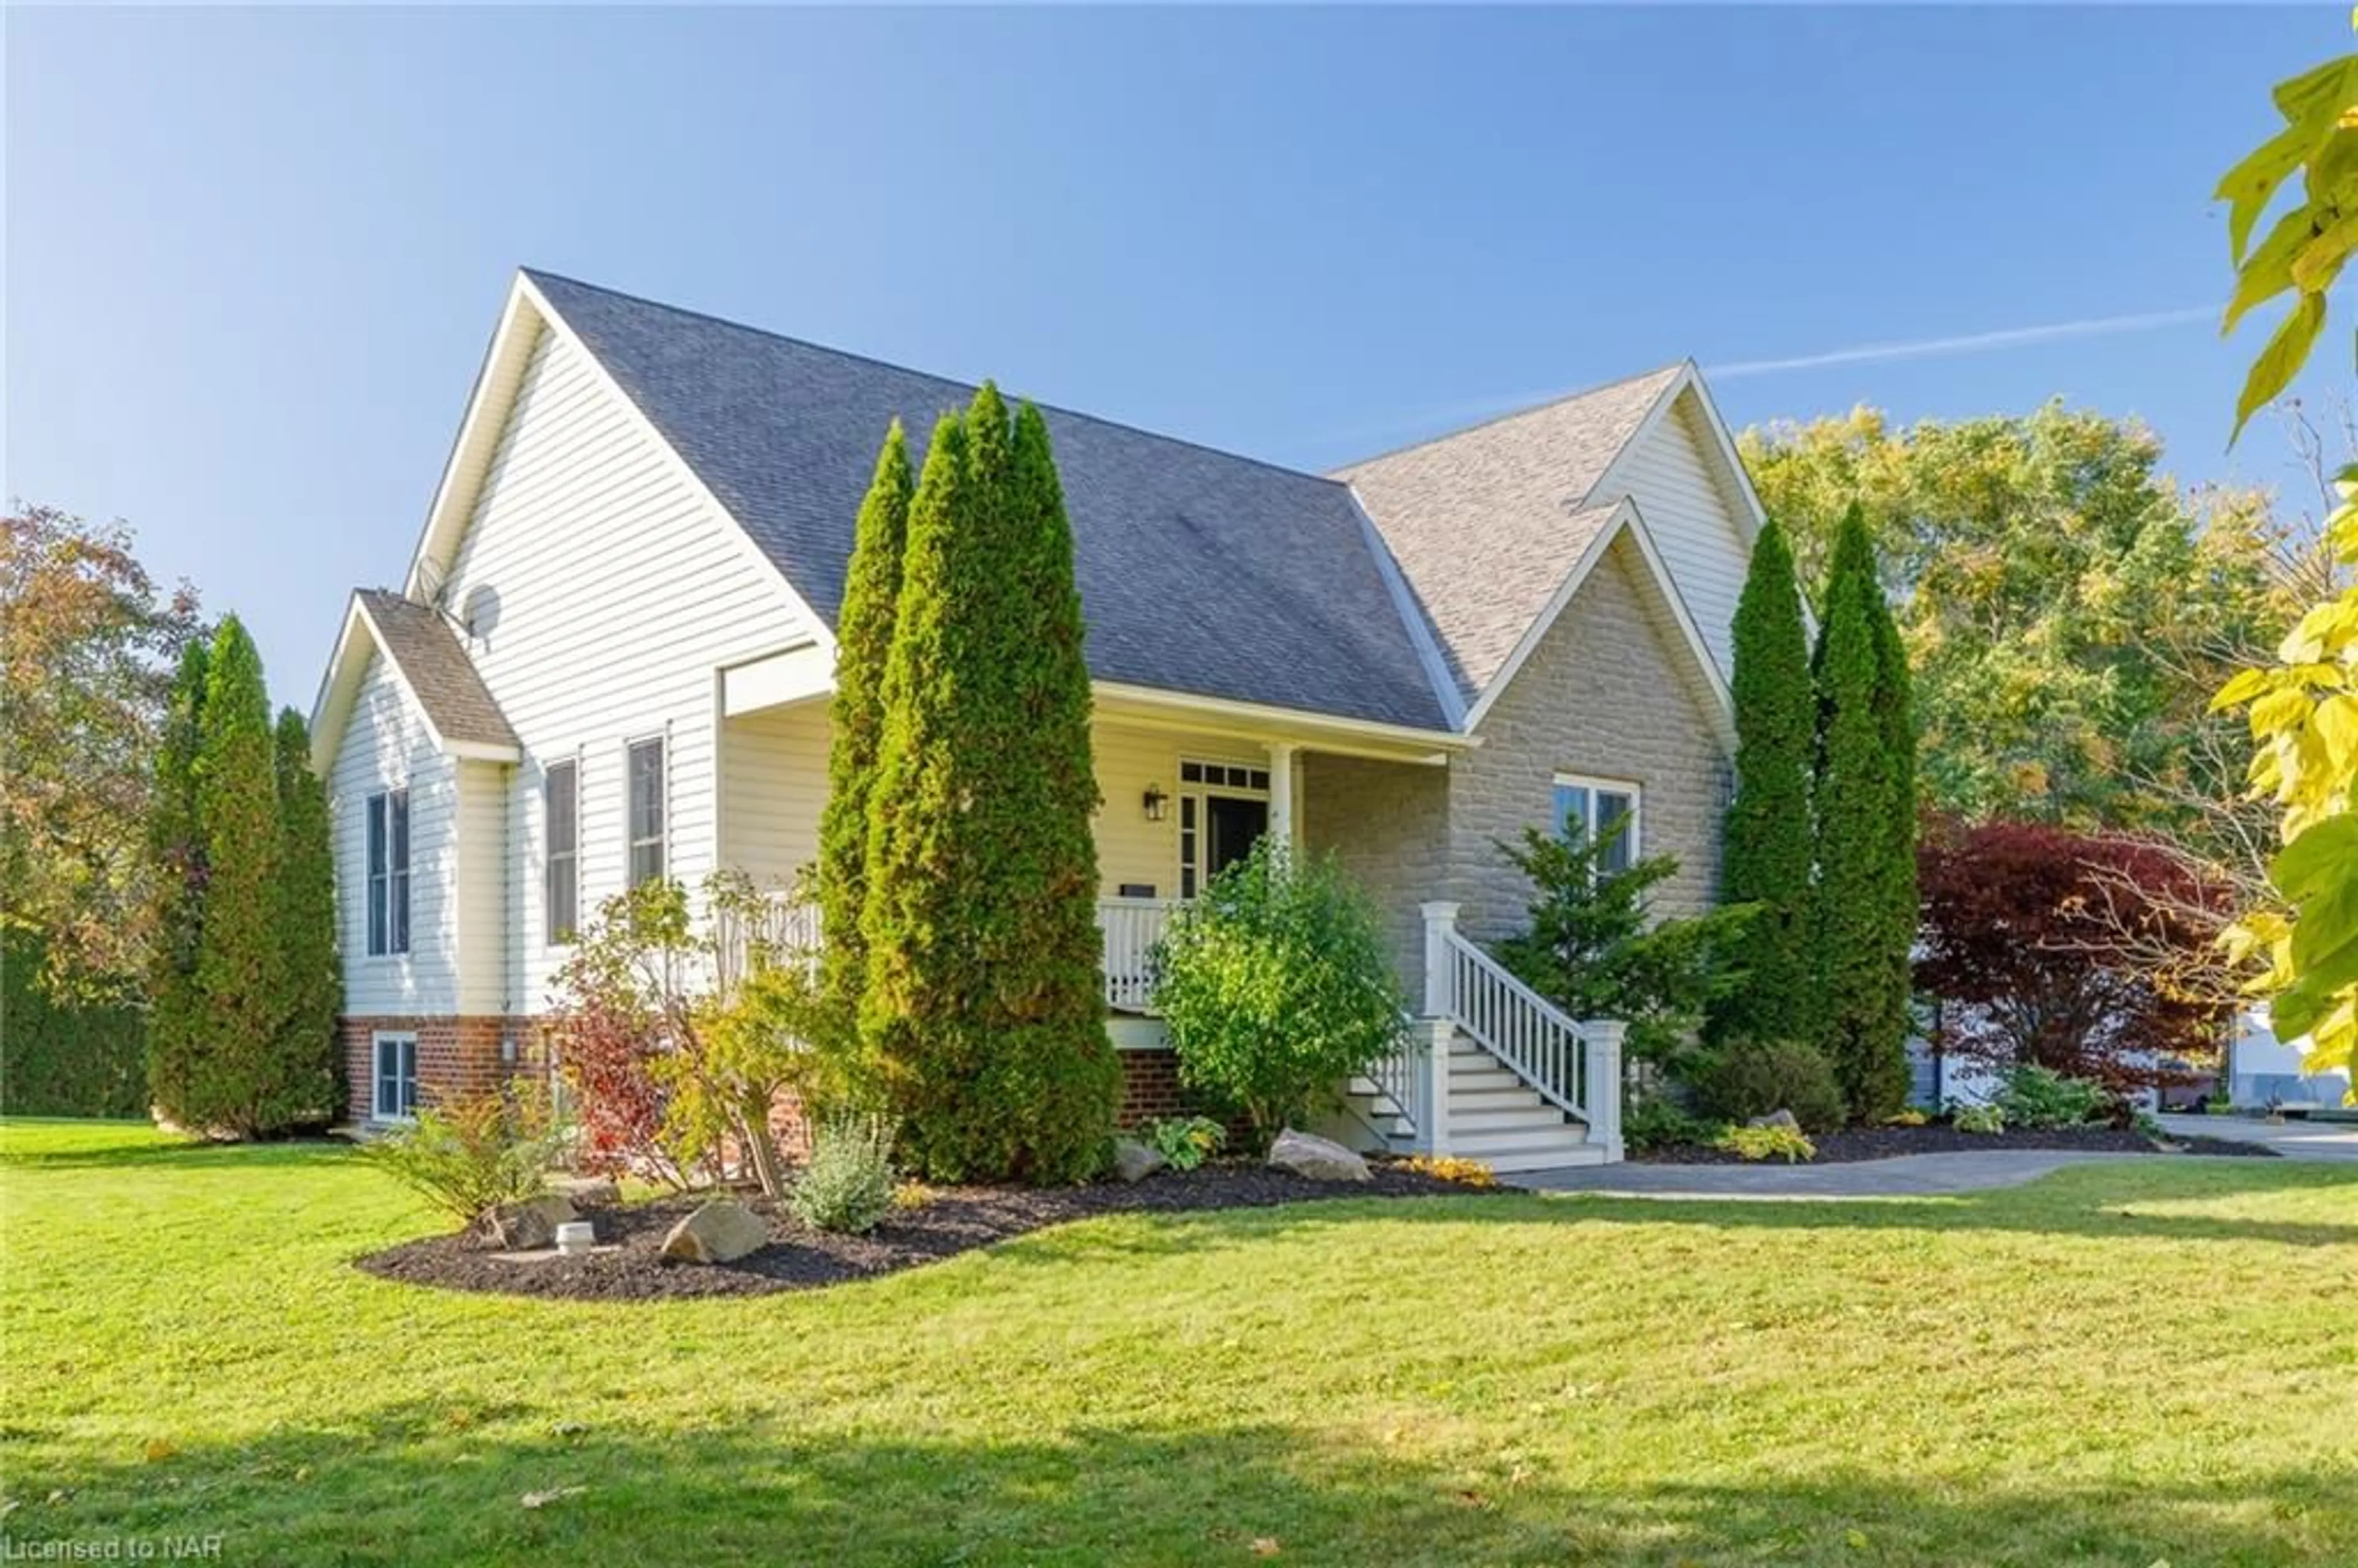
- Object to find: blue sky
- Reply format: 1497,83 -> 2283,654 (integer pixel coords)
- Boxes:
7,6 -> 2346,698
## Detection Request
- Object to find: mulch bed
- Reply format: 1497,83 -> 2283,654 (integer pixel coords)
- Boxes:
1631,1122 -> 2279,1165
354,1160 -> 1492,1302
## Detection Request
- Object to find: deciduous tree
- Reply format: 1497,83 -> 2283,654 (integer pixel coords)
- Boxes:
1,504 -> 200,999
1740,406 -> 2292,841
2211,35 -> 2358,1093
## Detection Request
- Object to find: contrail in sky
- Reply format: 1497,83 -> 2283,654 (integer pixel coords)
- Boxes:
1312,302 -> 2220,460
1708,304 -> 2217,379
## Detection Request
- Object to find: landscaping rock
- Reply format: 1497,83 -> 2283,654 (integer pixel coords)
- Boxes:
1266,1128 -> 1370,1183
486,1194 -> 577,1250
551,1176 -> 620,1207
1748,1109 -> 1802,1131
659,1200 -> 769,1264
1111,1138 -> 1167,1183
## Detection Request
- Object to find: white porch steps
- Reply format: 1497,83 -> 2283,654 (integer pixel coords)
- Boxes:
1346,1033 -> 1608,1173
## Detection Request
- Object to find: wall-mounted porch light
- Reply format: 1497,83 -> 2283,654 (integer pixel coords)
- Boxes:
1142,785 -> 1169,822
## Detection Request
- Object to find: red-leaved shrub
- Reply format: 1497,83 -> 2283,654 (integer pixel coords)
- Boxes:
1915,817 -> 2230,1089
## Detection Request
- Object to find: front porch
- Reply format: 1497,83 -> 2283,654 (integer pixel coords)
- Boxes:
711,679 -> 1621,1168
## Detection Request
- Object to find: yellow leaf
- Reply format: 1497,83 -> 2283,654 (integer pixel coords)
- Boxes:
2251,686 -> 2314,737
2213,667 -> 2274,710
2233,293 -> 2329,445
2224,206 -> 2316,333
2293,207 -> 2358,293
2314,694 -> 2358,769
142,1438 -> 177,1464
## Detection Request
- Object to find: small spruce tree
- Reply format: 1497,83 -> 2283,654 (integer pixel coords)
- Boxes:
1711,517 -> 1815,1047
145,638 -> 211,1122
185,616 -> 292,1136
1810,508 -> 1913,1119
817,421 -> 914,1062
273,708 -> 343,1119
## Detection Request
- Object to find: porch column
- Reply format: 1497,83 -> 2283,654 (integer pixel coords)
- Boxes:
1266,741 -> 1299,852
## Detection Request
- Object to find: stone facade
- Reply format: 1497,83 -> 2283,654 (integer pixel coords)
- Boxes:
1304,753 -> 1449,996
1444,533 -> 1727,948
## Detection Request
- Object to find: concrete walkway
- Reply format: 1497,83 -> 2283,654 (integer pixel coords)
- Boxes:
2157,1112 -> 2358,1162
1519,1149 -> 2146,1200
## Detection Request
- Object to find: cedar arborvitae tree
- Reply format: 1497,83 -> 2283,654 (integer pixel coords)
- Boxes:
272,708 -> 343,1120
144,638 -> 211,1122
1710,517 -> 1815,1048
184,616 -> 292,1135
1866,549 -> 1920,1108
860,387 -> 1116,1182
1810,508 -> 1913,1120
860,408 -> 987,1176
816,421 -> 914,1061
987,398 -> 1118,1175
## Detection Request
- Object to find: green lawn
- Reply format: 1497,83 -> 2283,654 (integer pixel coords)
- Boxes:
3,1119 -> 2354,1566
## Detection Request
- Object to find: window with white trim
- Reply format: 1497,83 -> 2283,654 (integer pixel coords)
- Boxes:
372,1031 -> 418,1120
1552,774 -> 1639,877
365,788 -> 410,956
545,759 -> 578,944
627,737 -> 666,888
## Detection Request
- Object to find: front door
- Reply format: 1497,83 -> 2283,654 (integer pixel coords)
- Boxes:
1205,794 -> 1270,879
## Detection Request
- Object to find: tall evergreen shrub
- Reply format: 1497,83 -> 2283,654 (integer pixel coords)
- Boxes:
1810,508 -> 1913,1119
145,638 -> 210,1122
816,421 -> 914,1059
185,617 -> 291,1134
273,708 -> 342,1116
1711,517 -> 1815,1047
860,387 -> 1115,1182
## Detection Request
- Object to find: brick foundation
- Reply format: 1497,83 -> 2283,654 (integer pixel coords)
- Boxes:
340,1014 -> 548,1122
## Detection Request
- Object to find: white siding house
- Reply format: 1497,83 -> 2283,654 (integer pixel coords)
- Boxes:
431,324 -> 812,1011
311,267 -> 1771,1170
328,653 -> 462,1015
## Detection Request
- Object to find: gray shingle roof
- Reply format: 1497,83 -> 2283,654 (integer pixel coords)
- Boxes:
1333,365 -> 1682,706
354,589 -> 518,751
524,271 -> 1452,732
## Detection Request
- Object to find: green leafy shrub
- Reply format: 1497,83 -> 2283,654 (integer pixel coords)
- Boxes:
1624,1095 -> 1726,1153
1693,1039 -> 1846,1133
1140,1115 -> 1226,1172
1953,1103 -> 2006,1135
1994,1064 -> 2107,1130
1153,840 -> 1407,1145
788,1116 -> 897,1235
362,1088 -> 566,1230
1713,1123 -> 1816,1163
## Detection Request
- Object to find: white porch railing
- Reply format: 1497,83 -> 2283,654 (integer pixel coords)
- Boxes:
1419,900 -> 1625,1160
717,892 -> 1182,1014
1099,896 -> 1183,1013
713,895 -> 823,992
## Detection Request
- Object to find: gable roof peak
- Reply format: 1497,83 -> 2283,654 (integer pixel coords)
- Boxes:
1330,359 -> 1689,478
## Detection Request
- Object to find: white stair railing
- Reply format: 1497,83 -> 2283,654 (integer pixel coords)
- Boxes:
1367,1016 -> 1436,1141
1419,901 -> 1625,1160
